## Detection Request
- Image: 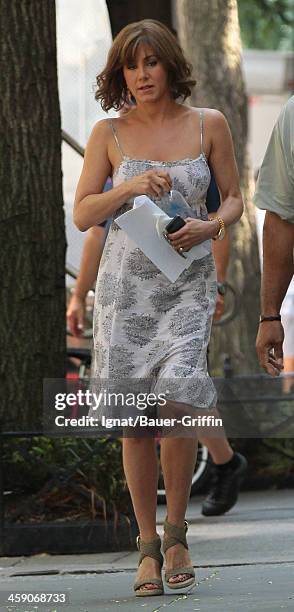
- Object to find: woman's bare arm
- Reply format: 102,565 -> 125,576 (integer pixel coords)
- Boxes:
74,225 -> 106,298
208,110 -> 244,229
67,225 -> 107,336
74,120 -> 173,232
73,120 -> 134,231
167,110 -> 243,250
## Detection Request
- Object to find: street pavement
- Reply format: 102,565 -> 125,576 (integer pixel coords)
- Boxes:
0,490 -> 293,611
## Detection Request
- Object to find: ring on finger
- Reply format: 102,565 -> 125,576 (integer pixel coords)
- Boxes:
177,246 -> 187,259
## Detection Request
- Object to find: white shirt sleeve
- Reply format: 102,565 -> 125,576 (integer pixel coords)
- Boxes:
253,96 -> 294,223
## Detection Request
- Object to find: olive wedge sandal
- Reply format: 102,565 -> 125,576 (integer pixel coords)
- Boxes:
163,518 -> 196,589
134,534 -> 164,597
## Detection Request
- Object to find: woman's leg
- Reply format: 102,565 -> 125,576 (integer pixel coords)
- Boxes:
122,437 -> 160,591
160,436 -> 198,583
122,437 -> 158,538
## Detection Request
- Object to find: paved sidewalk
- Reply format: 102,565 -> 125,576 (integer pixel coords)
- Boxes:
0,490 -> 293,611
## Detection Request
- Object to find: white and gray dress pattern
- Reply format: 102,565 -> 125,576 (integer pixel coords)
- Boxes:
91,112 -> 218,411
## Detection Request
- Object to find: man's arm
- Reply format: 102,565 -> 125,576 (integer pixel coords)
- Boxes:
256,211 -> 294,375
261,212 -> 294,315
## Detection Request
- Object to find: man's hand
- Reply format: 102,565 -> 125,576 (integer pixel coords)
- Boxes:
256,321 -> 284,376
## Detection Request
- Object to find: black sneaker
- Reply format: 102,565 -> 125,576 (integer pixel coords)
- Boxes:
201,452 -> 248,516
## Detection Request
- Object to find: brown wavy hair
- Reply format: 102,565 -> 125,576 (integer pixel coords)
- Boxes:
95,19 -> 196,112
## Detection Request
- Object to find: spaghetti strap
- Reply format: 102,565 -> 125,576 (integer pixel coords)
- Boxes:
109,119 -> 125,159
199,109 -> 204,154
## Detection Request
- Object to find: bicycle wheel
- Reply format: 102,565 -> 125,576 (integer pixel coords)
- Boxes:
157,443 -> 211,504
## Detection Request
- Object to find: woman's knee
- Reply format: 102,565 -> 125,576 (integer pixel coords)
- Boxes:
122,435 -> 157,448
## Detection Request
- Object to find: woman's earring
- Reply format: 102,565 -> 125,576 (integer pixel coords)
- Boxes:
126,89 -> 136,106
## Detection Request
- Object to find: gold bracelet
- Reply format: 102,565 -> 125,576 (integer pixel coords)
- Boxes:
209,216 -> 226,241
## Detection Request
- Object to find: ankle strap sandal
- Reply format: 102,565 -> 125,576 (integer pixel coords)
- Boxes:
134,534 -> 164,597
163,518 -> 196,589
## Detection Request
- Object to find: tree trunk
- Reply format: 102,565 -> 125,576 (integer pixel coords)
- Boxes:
106,0 -> 173,37
0,1 -> 66,429
175,0 -> 260,374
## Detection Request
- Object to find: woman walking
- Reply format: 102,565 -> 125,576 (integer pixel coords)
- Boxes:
74,19 -> 243,596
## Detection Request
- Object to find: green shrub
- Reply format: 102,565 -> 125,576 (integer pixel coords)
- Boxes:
3,436 -> 132,523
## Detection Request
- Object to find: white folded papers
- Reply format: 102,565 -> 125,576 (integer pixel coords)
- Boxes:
115,195 -> 211,283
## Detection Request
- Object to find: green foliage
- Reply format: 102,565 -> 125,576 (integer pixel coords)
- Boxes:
3,436 -> 132,523
238,0 -> 293,50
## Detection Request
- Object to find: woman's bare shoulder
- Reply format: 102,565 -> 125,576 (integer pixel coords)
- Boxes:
189,106 -> 227,123
85,118 -> 114,155
203,108 -> 229,128
184,106 -> 227,131
90,117 -> 113,138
